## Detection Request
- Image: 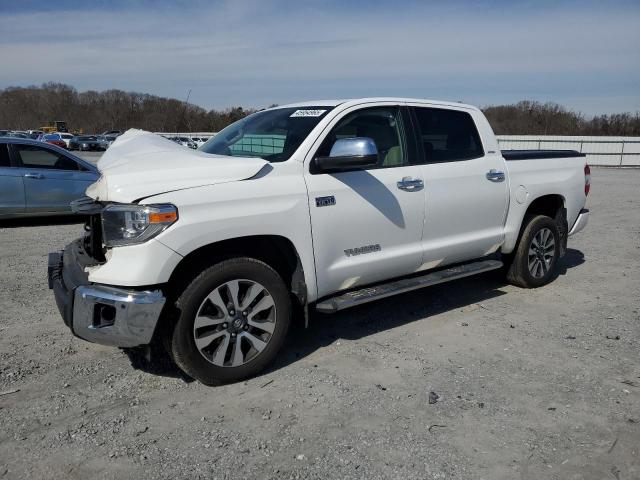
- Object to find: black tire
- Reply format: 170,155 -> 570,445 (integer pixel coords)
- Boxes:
170,257 -> 291,385
505,214 -> 560,288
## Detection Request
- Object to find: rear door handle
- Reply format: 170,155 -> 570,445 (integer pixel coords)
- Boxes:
397,177 -> 424,191
24,173 -> 44,179
486,169 -> 505,182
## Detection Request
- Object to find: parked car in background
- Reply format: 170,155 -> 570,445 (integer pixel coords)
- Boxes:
173,136 -> 197,149
0,138 -> 99,218
9,132 -> 29,139
0,130 -> 11,137
69,135 -> 102,151
27,130 -> 44,139
97,135 -> 119,150
42,133 -> 68,149
191,136 -> 209,147
57,132 -> 74,148
101,130 -> 122,137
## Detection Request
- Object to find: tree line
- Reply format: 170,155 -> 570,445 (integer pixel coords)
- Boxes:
1,83 -> 639,136
0,83 -> 253,133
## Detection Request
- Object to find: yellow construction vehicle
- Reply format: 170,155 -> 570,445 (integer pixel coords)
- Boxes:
40,121 -> 83,134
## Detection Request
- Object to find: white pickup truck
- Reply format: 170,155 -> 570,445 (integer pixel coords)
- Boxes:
48,98 -> 590,385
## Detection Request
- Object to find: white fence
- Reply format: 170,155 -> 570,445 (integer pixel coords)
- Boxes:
497,136 -> 640,166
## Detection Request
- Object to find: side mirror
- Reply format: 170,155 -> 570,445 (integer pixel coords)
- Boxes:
315,137 -> 378,172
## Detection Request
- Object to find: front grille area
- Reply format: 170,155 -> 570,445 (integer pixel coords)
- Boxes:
71,197 -> 106,262
84,214 -> 106,262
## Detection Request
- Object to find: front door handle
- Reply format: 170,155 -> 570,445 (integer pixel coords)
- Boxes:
397,177 -> 424,191
24,173 -> 44,179
486,169 -> 505,182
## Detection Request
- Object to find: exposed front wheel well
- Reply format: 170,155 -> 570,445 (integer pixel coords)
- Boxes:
166,235 -> 307,307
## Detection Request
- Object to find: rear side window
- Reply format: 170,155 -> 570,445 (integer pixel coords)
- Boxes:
412,107 -> 483,163
14,144 -> 79,171
0,143 -> 10,167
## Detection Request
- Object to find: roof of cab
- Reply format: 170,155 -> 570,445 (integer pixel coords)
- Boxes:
275,97 -> 479,111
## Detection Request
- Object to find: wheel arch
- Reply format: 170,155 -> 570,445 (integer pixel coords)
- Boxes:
506,193 -> 568,256
166,234 -> 308,307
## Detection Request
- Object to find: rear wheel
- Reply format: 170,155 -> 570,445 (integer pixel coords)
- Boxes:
170,257 -> 291,385
506,214 -> 560,288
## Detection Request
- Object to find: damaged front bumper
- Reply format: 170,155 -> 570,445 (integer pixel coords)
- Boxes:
48,240 -> 166,348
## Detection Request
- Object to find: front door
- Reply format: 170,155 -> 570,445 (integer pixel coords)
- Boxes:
304,105 -> 426,299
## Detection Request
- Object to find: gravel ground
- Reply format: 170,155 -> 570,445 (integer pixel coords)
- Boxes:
0,168 -> 638,480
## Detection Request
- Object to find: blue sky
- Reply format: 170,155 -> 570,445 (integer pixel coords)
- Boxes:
1,0 -> 639,115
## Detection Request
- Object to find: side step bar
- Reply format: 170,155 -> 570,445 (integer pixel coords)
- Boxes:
315,259 -> 503,313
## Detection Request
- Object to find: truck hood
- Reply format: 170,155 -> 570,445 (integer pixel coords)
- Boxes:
86,129 -> 268,203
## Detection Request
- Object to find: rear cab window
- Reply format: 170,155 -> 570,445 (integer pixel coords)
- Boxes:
411,107 -> 484,163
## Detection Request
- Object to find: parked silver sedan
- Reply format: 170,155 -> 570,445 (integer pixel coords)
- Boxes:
0,138 -> 99,218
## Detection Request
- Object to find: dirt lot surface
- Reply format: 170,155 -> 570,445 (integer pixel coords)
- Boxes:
1,168 -> 638,480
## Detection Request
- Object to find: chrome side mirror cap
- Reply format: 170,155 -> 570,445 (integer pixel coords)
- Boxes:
315,137 -> 378,172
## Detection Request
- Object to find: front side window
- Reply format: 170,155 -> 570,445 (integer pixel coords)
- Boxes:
314,107 -> 407,169
200,106 -> 333,162
14,145 -> 79,170
412,107 -> 483,163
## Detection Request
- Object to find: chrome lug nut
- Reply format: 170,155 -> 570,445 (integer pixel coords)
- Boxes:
222,323 -> 228,328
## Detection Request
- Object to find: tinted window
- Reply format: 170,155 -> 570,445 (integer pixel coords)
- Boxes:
314,107 -> 407,169
14,145 -> 79,170
0,143 -> 10,167
412,108 -> 483,162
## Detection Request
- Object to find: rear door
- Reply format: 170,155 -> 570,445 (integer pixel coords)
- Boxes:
0,142 -> 25,215
11,144 -> 97,213
409,106 -> 509,267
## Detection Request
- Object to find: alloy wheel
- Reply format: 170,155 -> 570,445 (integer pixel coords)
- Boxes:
192,279 -> 276,367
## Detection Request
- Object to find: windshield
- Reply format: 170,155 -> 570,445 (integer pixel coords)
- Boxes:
200,106 -> 333,162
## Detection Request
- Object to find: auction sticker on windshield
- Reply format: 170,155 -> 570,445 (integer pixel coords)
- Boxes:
290,109 -> 327,117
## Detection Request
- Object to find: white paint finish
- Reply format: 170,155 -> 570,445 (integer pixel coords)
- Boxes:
406,104 -> 510,268
88,129 -> 268,203
83,98 -> 589,302
87,238 -> 183,286
304,166 -> 426,298
139,160 -> 320,301
502,155 -> 587,253
301,100 -> 426,298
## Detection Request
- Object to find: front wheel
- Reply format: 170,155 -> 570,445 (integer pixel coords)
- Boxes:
170,257 -> 291,385
505,214 -> 560,288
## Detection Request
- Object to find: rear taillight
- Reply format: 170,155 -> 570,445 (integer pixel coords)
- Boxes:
584,164 -> 591,196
